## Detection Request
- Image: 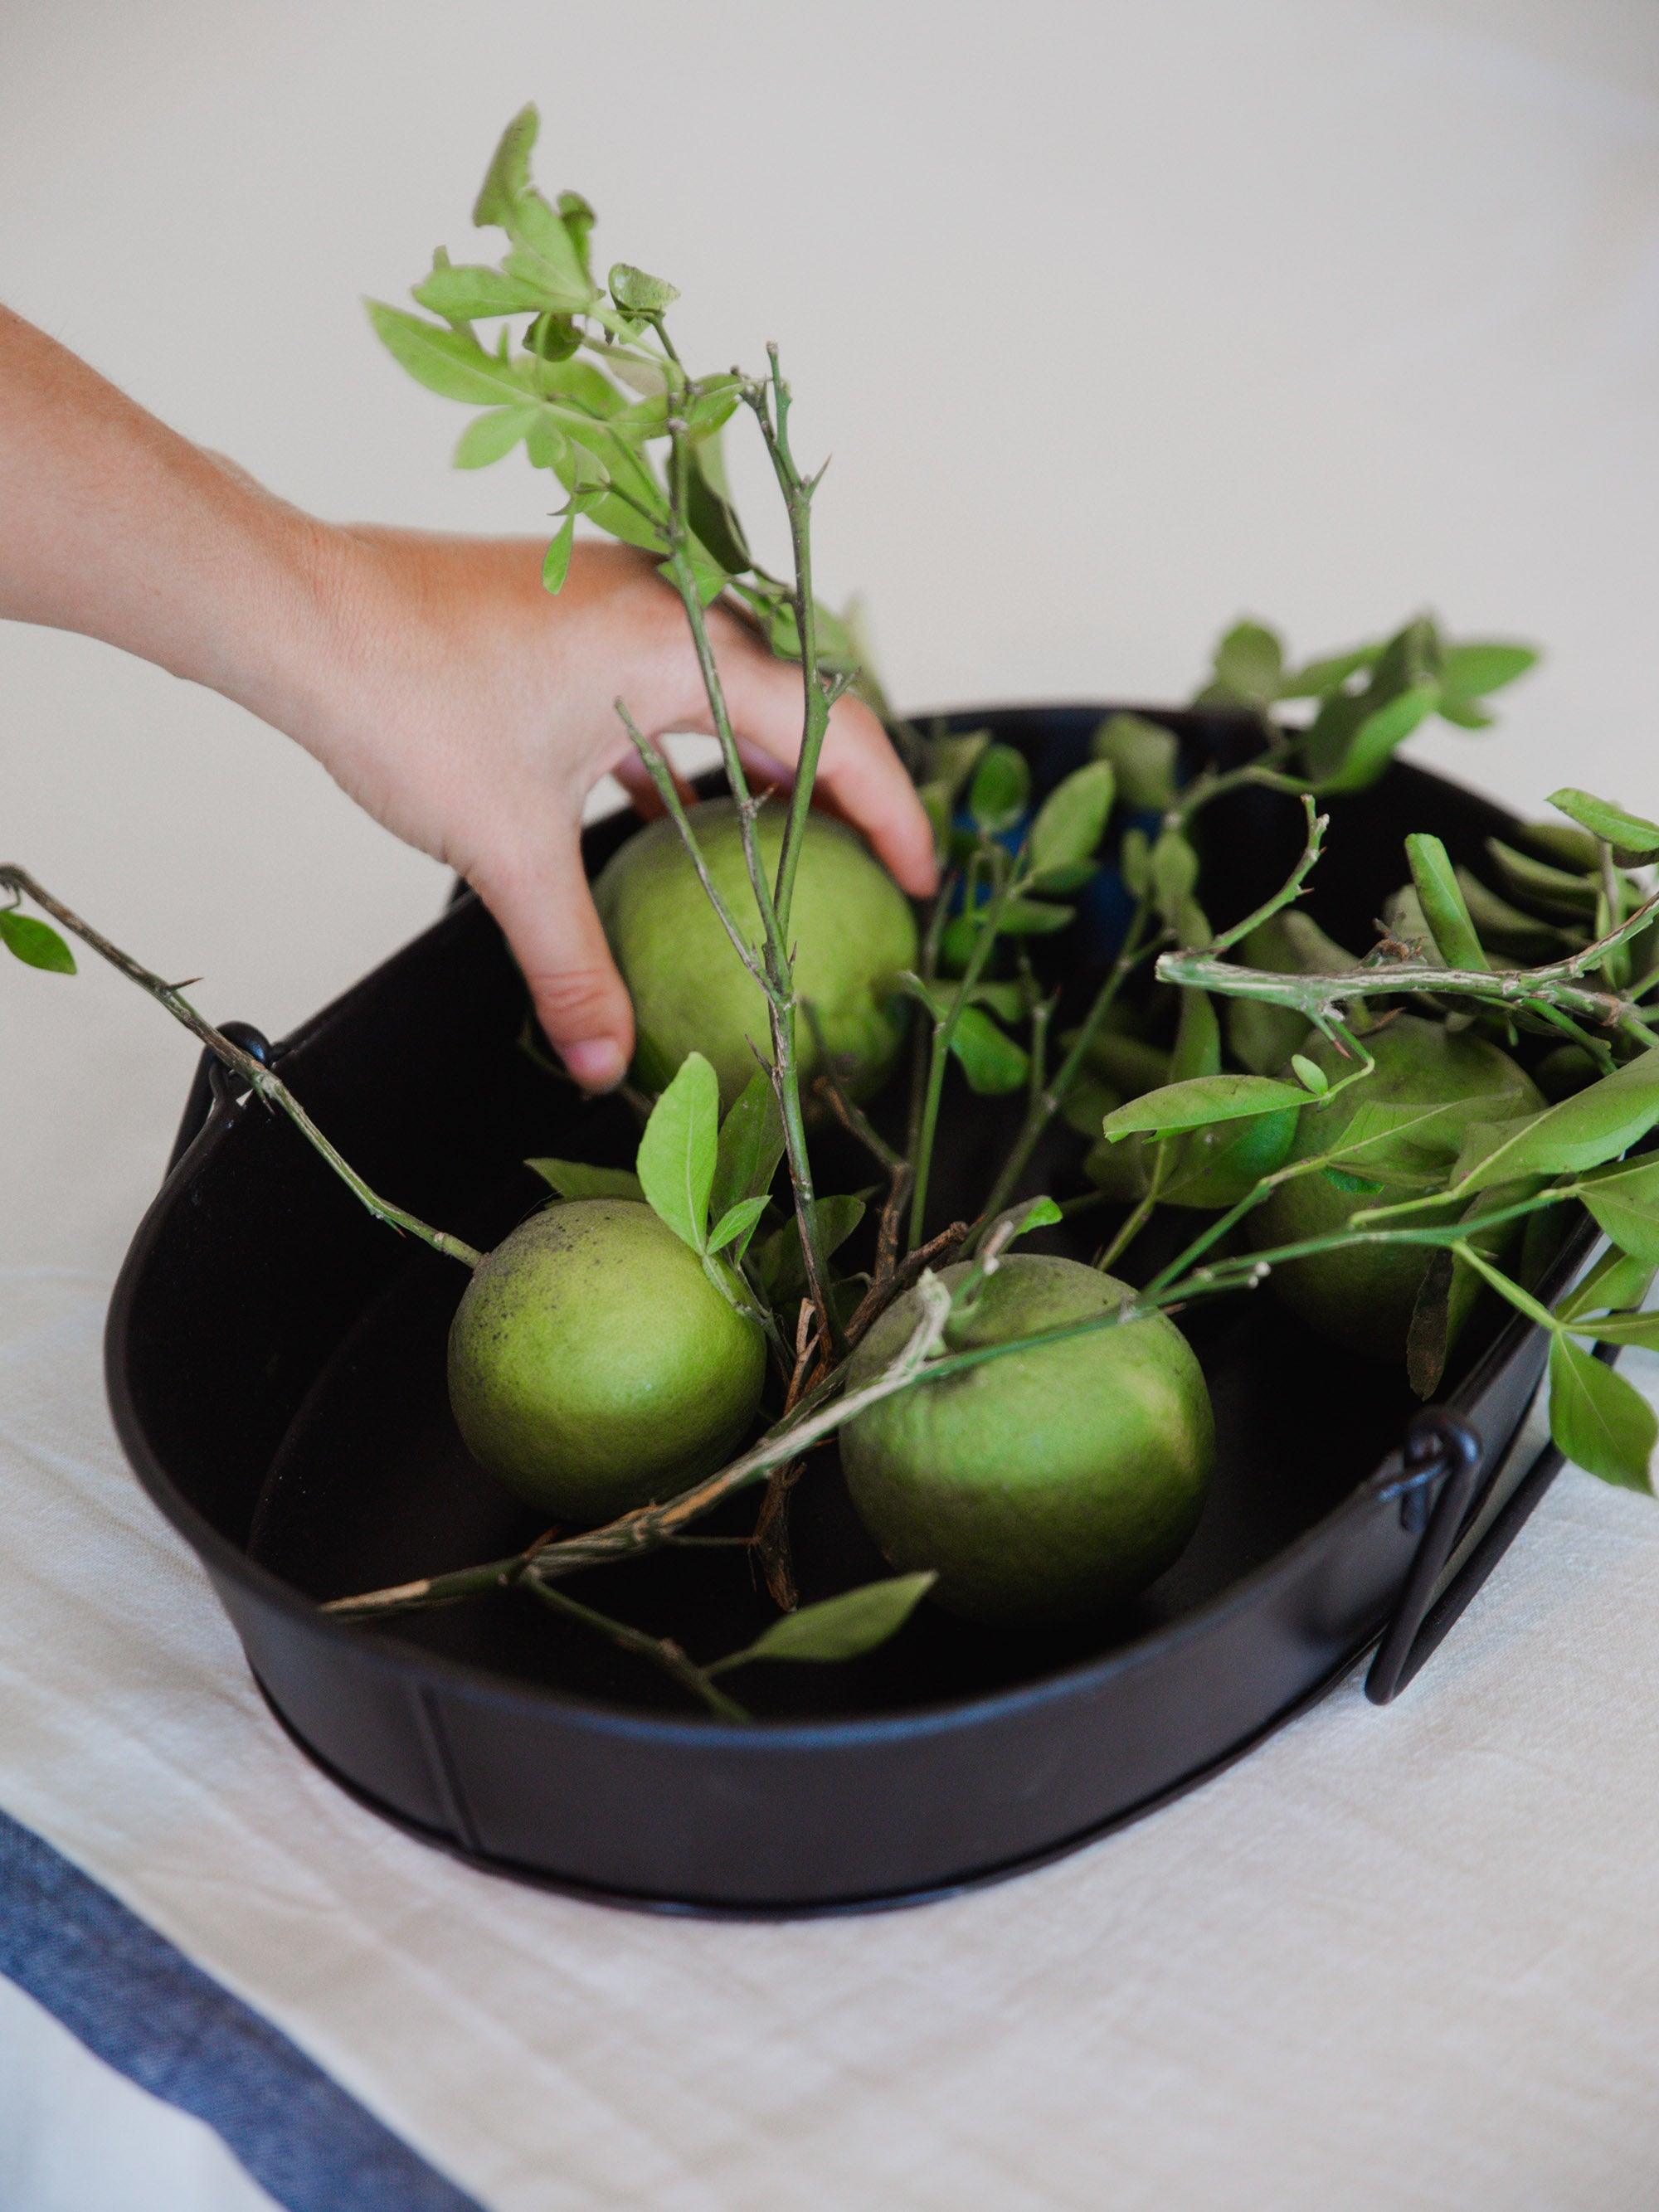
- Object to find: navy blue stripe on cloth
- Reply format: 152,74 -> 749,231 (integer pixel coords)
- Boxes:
0,1806 -> 484,2212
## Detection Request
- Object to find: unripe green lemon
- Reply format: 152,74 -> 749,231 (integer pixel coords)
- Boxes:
447,1198 -> 766,1524
1256,1015 -> 1542,1360
594,800 -> 919,1107
841,1256 -> 1214,1626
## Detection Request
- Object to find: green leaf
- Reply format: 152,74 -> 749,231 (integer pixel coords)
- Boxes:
0,910 -> 75,973
1336,1091 -> 1532,1178
1092,713 -> 1179,811
685,447 -> 751,575
707,1195 -> 771,1258
922,728 -> 990,797
1301,616 -> 1440,790
1548,788 -> 1659,860
525,1158 -> 644,1201
542,508 -> 578,594
1208,619 -> 1283,706
1098,1073 -> 1311,1142
711,1071 -> 786,1220
940,896 -> 1072,968
1578,1159 -> 1659,1266
1583,1188 -> 1659,1268
453,404 -> 542,469
523,413 -> 569,470
556,188 -> 596,272
1549,1334 -> 1656,1490
1325,1166 -> 1386,1196
1559,1246 -> 1657,1324
635,1051 -> 719,1252
1291,1053 -> 1328,1096
1276,644 -> 1379,700
609,261 -> 679,314
613,376 -> 742,445
968,745 -> 1029,833
996,896 -> 1074,936
367,302 -> 533,407
500,191 -> 596,308
948,1007 -> 1030,1095
1454,868 -> 1576,961
1008,1194 -> 1063,1237
754,1194 -> 866,1303
1243,908 -> 1361,980
1119,826 -> 1151,897
412,260 -> 551,321
1462,1051 -> 1659,1194
1073,1028 -> 1170,1100
1407,1247 -> 1469,1398
708,1573 -> 937,1674
473,104 -> 540,228
1563,1310 -> 1659,1349
1484,839 -> 1598,917
1405,833 -> 1488,970
1027,761 -> 1114,885
1317,683 -> 1440,793
971,980 -> 1030,1023
526,309 -> 581,363
1520,820 -> 1603,872
1150,829 -> 1199,924
1439,640 -> 1538,703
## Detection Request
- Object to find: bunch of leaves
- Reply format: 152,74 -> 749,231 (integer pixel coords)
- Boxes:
369,102 -> 858,669
1193,614 -> 1538,794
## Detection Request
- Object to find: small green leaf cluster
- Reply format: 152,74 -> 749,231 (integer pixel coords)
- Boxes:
368,105 -> 857,670
1194,614 -> 1538,794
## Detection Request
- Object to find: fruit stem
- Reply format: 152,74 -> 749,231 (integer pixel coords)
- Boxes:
971,890 -> 1165,1244
745,347 -> 830,946
522,1578 -> 752,1722
907,856 -> 1024,1250
652,410 -> 839,1347
0,866 -> 483,1270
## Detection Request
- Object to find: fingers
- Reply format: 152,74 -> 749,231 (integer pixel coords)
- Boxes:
474,824 -> 635,1093
709,625 -> 939,899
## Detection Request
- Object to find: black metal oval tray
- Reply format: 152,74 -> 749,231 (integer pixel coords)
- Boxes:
105,702 -> 1598,1913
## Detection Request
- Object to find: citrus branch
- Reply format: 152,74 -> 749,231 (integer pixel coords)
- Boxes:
1159,881 -> 1659,1048
0,866 -> 482,1269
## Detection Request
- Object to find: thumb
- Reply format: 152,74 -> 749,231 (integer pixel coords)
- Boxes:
474,827 -> 635,1092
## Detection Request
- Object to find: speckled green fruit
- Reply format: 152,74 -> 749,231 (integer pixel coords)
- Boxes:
841,1257 -> 1214,1626
447,1198 -> 766,1524
1256,1015 -> 1542,1360
594,800 -> 919,1107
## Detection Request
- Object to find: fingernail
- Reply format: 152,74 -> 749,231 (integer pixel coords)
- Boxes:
562,1038 -> 628,1092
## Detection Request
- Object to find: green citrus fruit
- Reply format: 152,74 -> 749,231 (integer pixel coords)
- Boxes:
594,799 -> 919,1107
1256,1015 -> 1542,1360
841,1256 -> 1214,1626
447,1198 -> 766,1524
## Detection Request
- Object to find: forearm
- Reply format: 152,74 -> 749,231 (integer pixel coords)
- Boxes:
0,305 -> 331,729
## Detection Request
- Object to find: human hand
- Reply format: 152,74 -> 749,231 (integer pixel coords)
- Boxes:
293,529 -> 937,1091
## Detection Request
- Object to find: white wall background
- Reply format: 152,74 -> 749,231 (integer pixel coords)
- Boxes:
3,0 -> 1658,1268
